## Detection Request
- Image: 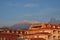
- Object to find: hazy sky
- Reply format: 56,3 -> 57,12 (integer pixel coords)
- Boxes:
0,0 -> 60,27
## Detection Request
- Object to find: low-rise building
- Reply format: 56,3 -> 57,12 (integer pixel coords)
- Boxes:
0,23 -> 60,40
20,23 -> 60,40
0,33 -> 17,40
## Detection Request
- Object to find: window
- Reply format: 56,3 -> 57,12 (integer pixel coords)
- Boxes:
7,31 -> 10,33
58,36 -> 60,40
58,31 -> 60,34
47,24 -> 51,28
32,26 -> 42,28
17,35 -> 20,37
53,26 -> 56,28
14,31 -> 16,33
53,30 -> 56,34
16,31 -> 18,34
10,30 -> 12,33
20,32 -> 22,34
22,31 -> 25,34
26,32 -> 30,34
39,36 -> 41,38
12,31 -> 14,33
53,36 -> 56,40
39,30 -> 43,32
48,36 -> 51,39
58,26 -> 60,29
0,30 -> 5,33
34,36 -> 37,38
18,31 -> 20,34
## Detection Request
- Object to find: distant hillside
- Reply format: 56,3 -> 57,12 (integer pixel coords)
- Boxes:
10,20 -> 40,29
3,18 -> 60,29
48,18 -> 60,24
11,23 -> 31,29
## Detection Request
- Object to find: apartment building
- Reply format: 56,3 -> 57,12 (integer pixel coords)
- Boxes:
0,23 -> 60,40
19,23 -> 60,40
0,28 -> 17,40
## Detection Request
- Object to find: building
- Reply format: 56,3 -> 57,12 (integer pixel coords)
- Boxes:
0,31 -> 17,40
0,23 -> 60,40
19,23 -> 60,40
0,28 -> 19,40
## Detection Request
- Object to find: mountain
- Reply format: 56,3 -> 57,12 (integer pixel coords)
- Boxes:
10,20 -> 40,29
11,23 -> 31,29
48,18 -> 60,24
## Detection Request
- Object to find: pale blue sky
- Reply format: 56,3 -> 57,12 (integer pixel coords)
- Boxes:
0,0 -> 60,26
